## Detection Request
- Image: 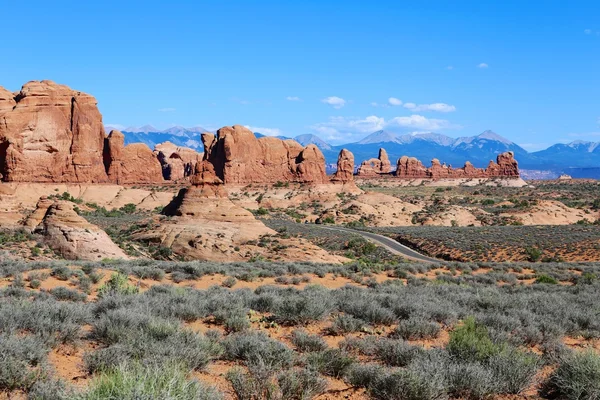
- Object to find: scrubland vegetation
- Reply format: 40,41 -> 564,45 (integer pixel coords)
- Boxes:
1,258 -> 600,399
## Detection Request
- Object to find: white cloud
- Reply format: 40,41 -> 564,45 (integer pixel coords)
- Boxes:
321,96 -> 346,109
389,115 -> 458,130
370,102 -> 379,107
519,143 -> 550,151
585,29 -> 592,34
477,63 -> 489,68
446,65 -> 454,70
286,96 -> 301,101
311,114 -> 458,143
158,107 -> 176,112
243,125 -> 282,136
388,97 -> 403,106
403,102 -> 456,113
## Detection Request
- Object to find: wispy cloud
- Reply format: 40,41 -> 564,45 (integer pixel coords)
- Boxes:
158,107 -> 176,112
584,29 -> 592,35
446,65 -> 454,70
243,125 -> 283,137
311,114 -> 459,142
477,63 -> 489,68
286,96 -> 301,101
321,96 -> 346,109
403,102 -> 456,113
388,97 -> 403,106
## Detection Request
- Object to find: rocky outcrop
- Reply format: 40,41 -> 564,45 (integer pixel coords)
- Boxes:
154,142 -> 202,181
0,81 -> 108,183
104,130 -> 164,184
395,151 -> 519,179
34,200 -> 129,260
331,149 -> 355,183
357,148 -> 392,176
201,125 -> 327,184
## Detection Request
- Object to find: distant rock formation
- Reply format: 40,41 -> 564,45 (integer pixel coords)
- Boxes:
200,125 -> 327,184
0,80 -> 108,183
0,81 -> 165,184
357,148 -> 391,176
395,151 -> 519,179
331,149 -> 355,183
104,130 -> 164,184
33,200 -> 129,260
154,141 -> 202,181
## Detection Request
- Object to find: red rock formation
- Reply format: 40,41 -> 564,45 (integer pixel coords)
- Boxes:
154,141 -> 202,181
357,148 -> 392,176
0,81 -> 108,182
331,149 -> 355,183
104,130 -> 164,184
201,125 -> 327,184
395,152 -> 519,179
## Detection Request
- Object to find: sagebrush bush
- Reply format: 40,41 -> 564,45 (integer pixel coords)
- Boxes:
542,350 -> 600,400
81,362 -> 221,399
305,349 -> 355,378
290,329 -> 328,352
277,368 -> 328,400
393,318 -> 441,340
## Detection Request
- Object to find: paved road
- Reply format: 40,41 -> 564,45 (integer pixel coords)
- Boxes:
316,225 -> 439,263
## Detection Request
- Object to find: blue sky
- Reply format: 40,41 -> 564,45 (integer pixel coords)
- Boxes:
2,0 -> 599,149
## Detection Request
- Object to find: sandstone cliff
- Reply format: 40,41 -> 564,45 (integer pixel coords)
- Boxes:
395,151 -> 519,179
0,81 -> 108,183
154,141 -> 202,181
201,125 -> 327,184
104,130 -> 163,184
0,81 -> 167,184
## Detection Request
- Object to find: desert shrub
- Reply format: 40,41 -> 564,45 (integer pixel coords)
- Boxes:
49,287 -> 87,302
130,266 -> 165,281
277,368 -> 328,400
365,368 -> 448,400
222,276 -> 237,288
227,367 -> 277,400
97,273 -> 139,297
290,329 -> 328,353
393,318 -> 441,340
28,378 -> 72,400
272,287 -> 333,325
305,349 -> 355,378
346,363 -> 386,389
81,362 -> 221,400
373,339 -> 423,367
536,274 -> 559,284
542,350 -> 600,400
328,313 -> 366,334
446,361 -> 496,398
29,279 -> 41,289
487,348 -> 540,394
0,353 -> 43,392
223,331 -> 294,372
51,266 -> 73,281
447,317 -> 503,362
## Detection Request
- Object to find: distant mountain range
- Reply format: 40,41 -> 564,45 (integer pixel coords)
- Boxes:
113,126 -> 600,178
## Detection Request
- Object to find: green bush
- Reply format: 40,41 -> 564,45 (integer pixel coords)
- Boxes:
81,362 -> 221,399
447,317 -> 503,362
97,273 -> 139,297
536,274 -> 559,284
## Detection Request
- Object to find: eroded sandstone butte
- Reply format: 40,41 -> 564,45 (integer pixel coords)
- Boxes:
154,141 -> 202,181
200,125 -> 327,184
331,149 -> 355,183
395,151 -> 519,179
0,81 -> 163,184
357,148 -> 391,176
0,80 -> 108,182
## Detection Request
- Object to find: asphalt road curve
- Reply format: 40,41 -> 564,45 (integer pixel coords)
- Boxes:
317,225 -> 439,263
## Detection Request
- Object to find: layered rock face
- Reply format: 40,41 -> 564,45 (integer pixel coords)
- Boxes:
201,125 -> 327,184
331,149 -> 355,183
357,148 -> 391,176
0,81 -> 166,184
104,130 -> 163,184
34,200 -> 129,260
395,152 -> 519,179
0,81 -> 108,182
154,141 -> 202,181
